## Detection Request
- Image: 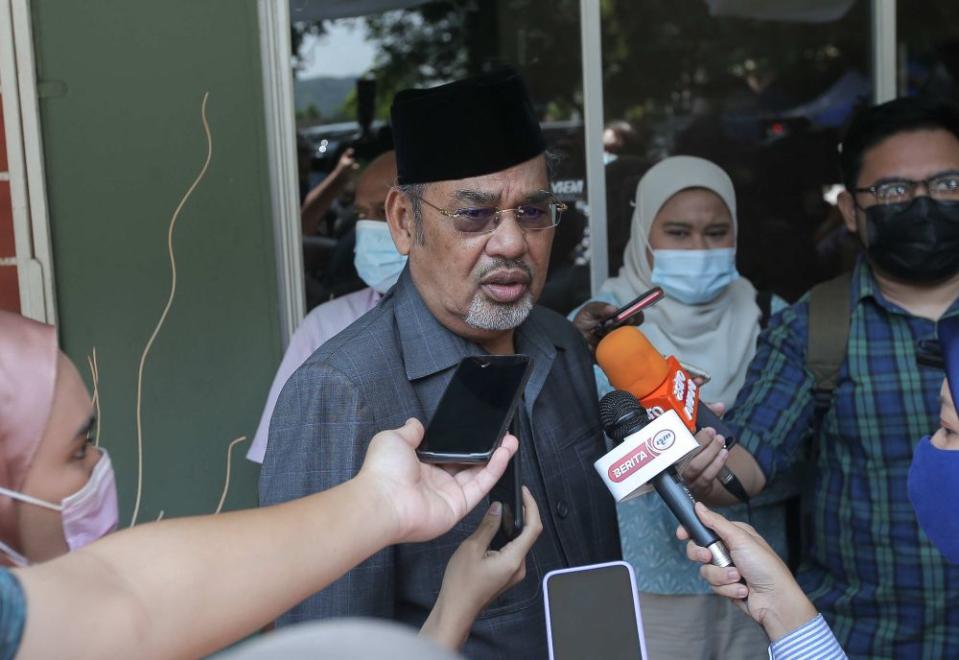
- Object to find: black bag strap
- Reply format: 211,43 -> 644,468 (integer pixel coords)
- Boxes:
807,270 -> 854,427
756,290 -> 773,329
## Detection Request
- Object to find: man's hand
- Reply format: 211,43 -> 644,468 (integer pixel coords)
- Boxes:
421,487 -> 543,649
678,502 -> 817,642
571,302 -> 643,351
358,418 -> 519,544
334,147 -> 359,175
676,403 -> 733,503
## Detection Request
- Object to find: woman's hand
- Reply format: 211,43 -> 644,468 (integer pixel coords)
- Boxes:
420,487 -> 543,650
677,502 -> 817,642
572,302 -> 643,351
358,418 -> 519,544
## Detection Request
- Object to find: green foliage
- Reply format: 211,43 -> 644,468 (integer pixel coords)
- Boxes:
291,0 -> 922,127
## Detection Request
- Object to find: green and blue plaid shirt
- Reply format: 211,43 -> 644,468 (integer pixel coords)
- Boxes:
727,258 -> 959,659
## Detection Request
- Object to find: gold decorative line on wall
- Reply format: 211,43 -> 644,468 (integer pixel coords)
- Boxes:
86,347 -> 101,447
215,436 -> 248,515
131,92 -> 213,527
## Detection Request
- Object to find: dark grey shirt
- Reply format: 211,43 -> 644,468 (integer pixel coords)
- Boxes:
260,268 -> 620,659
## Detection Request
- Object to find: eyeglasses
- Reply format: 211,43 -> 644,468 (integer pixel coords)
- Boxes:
852,172 -> 959,205
416,194 -> 566,234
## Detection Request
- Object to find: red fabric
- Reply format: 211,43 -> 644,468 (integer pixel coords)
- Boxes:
0,183 -> 16,313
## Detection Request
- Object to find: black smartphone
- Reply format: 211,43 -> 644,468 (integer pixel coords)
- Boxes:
489,417 -> 523,549
417,355 -> 532,463
544,561 -> 647,660
593,287 -> 664,337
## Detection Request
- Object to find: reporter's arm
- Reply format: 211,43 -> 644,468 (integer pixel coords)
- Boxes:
769,614 -> 846,660
14,420 -> 517,660
678,503 -> 845,658
16,476 -> 395,659
301,148 -> 357,235
680,301 -> 818,503
420,487 -> 543,650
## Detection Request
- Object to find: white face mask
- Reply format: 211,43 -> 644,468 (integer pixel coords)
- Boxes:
0,449 -> 119,565
650,248 -> 739,305
353,220 -> 407,294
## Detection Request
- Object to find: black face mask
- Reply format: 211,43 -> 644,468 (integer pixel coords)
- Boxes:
864,196 -> 959,283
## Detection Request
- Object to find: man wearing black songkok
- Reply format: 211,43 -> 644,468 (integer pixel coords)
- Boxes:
260,68 -> 620,658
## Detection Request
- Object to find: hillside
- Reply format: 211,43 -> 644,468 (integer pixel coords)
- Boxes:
294,75 -> 355,118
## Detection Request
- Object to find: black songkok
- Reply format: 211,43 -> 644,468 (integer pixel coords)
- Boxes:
391,67 -> 546,185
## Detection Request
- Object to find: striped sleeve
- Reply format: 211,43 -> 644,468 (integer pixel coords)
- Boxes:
769,614 -> 846,660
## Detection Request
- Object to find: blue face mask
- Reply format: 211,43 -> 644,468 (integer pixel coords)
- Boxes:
908,435 -> 959,563
650,248 -> 739,305
354,220 -> 407,294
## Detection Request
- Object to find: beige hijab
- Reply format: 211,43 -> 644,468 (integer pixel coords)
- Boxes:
600,156 -> 761,407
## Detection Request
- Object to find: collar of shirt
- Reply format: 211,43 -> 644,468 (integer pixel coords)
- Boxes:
389,266 -> 568,411
854,256 -> 959,320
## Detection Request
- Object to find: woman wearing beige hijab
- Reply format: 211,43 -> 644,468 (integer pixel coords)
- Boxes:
574,156 -> 790,659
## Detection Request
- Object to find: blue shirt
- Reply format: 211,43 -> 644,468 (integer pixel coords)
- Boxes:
572,291 -> 793,595
0,568 -> 25,660
770,614 -> 846,659
727,258 -> 959,657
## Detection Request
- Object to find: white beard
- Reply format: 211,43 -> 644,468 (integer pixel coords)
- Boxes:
464,291 -> 533,330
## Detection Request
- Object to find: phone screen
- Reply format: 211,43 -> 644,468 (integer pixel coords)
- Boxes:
596,287 -> 663,336
545,562 -> 645,660
419,355 -> 531,458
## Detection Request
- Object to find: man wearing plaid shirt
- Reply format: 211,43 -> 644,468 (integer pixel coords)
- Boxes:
681,96 -> 959,658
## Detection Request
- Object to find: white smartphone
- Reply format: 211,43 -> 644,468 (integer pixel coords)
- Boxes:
543,561 -> 648,660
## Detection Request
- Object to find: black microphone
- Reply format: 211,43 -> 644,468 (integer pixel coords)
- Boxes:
599,390 -> 735,568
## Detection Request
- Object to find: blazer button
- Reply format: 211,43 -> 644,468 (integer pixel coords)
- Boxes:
556,500 -> 569,518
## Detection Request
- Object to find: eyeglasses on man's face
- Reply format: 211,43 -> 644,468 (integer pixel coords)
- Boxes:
415,194 -> 566,235
853,171 -> 959,206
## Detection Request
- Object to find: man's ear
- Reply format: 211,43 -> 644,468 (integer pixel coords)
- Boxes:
385,188 -> 414,255
837,190 -> 860,235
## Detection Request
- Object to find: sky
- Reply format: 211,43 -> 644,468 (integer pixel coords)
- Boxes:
296,22 -> 377,80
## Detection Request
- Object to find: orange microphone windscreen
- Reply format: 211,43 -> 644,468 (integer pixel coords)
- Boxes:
595,326 -> 670,398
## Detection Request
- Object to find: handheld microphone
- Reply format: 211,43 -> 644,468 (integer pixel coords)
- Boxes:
596,390 -> 734,568
595,327 -> 750,503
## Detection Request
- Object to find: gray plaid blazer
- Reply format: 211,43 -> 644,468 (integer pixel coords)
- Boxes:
260,268 -> 620,659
